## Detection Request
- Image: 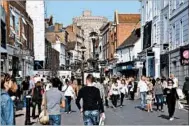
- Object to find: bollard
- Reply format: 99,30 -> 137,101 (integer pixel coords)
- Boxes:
25,95 -> 31,125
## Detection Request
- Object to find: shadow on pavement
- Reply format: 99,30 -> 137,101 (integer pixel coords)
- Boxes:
158,115 -> 180,120
15,114 -> 24,117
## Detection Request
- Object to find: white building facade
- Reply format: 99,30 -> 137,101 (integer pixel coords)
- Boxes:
141,0 -> 189,85
26,1 -> 45,62
168,0 -> 189,86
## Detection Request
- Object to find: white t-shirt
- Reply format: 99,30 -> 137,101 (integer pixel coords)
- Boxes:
29,80 -> 35,90
173,78 -> 178,88
111,84 -> 120,95
120,84 -> 127,94
64,85 -> 75,98
137,80 -> 148,92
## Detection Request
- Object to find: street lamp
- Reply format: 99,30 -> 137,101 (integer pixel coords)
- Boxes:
80,45 -> 86,86
89,31 -> 98,59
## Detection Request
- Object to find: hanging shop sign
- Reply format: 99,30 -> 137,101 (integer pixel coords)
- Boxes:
180,46 -> 189,65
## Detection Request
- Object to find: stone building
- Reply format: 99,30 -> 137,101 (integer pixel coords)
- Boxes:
46,22 -> 68,69
140,0 -> 189,86
2,1 -> 34,77
73,10 -> 108,60
26,1 -> 45,64
168,0 -> 189,86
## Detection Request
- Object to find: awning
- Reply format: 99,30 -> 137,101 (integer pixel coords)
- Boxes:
0,47 -> 7,53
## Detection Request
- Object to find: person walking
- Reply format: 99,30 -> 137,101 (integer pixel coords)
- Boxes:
103,82 -> 110,108
137,76 -> 148,110
110,79 -> 120,108
32,81 -> 43,119
183,77 -> 189,105
1,73 -> 17,125
154,78 -> 164,111
93,78 -> 105,104
164,79 -> 179,121
119,79 -> 127,107
146,91 -> 153,112
21,76 -> 29,101
170,74 -> 179,88
64,81 -> 75,114
129,77 -> 136,100
42,77 -> 65,125
76,74 -> 105,125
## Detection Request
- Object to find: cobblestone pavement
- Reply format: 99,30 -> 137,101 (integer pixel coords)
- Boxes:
15,99 -> 189,125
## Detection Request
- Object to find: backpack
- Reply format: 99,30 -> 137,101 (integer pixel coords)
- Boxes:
32,86 -> 43,101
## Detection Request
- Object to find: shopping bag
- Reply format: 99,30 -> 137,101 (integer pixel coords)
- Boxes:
176,88 -> 185,99
177,100 -> 184,109
99,116 -> 105,126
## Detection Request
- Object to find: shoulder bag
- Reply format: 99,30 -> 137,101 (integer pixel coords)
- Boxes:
39,91 -> 49,125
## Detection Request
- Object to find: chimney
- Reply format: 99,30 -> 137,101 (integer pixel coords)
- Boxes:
58,24 -> 63,30
54,23 -> 59,32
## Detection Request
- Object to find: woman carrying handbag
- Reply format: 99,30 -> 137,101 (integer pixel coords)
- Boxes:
41,77 -> 65,125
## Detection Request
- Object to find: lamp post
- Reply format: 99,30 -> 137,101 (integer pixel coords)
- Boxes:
80,45 -> 86,86
89,31 -> 98,70
99,64 -> 102,83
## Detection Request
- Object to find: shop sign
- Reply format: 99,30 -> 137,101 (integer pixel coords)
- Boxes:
180,46 -> 189,65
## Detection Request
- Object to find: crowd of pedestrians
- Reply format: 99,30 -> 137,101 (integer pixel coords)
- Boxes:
1,72 -> 189,125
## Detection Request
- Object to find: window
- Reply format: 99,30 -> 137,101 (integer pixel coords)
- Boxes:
172,0 -> 176,10
14,11 -> 21,43
9,8 -> 15,39
154,24 -> 156,44
164,0 -> 168,7
172,24 -> 176,49
180,20 -> 183,45
21,17 -> 27,45
164,16 -> 168,43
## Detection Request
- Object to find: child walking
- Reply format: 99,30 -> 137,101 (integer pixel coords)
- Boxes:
146,91 -> 153,112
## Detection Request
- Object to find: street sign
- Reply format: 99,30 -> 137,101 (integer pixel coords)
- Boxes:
180,46 -> 189,65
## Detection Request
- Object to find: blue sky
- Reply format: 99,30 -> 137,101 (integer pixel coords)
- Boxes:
46,1 -> 140,27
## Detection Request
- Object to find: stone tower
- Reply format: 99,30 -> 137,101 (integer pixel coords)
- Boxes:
73,10 -> 108,60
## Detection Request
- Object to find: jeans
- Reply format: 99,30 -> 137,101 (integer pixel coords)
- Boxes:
140,92 -> 147,109
83,110 -> 100,125
155,94 -> 164,110
65,96 -> 72,112
49,115 -> 61,125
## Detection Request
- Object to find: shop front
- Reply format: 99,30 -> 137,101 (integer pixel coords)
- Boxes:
116,61 -> 138,78
169,44 -> 189,87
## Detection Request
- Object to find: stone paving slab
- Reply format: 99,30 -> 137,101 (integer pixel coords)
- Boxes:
15,99 -> 189,125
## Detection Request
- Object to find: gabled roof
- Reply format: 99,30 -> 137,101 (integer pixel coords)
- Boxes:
117,28 -> 140,50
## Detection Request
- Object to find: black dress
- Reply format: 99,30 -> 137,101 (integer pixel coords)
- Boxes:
164,88 -> 178,118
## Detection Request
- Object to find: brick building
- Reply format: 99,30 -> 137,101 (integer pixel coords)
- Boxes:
114,11 -> 140,48
2,1 -> 34,77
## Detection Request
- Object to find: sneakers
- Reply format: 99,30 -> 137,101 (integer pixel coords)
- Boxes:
169,117 -> 174,121
120,105 -> 123,108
